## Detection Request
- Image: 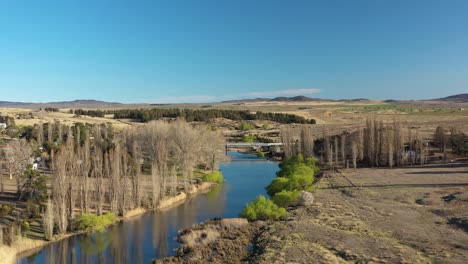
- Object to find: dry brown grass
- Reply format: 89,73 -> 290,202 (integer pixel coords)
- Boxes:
178,228 -> 220,247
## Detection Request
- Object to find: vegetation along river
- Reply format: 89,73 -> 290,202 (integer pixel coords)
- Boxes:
17,151 -> 279,264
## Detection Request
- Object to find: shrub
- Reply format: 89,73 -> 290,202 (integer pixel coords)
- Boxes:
202,171 -> 225,183
266,155 -> 318,197
21,221 -> 30,234
243,134 -> 256,143
257,151 -> 265,158
0,204 -> 14,217
74,213 -> 116,232
266,177 -> 289,196
277,155 -> 319,177
240,195 -> 287,221
26,200 -> 41,219
239,122 -> 255,131
271,190 -> 300,208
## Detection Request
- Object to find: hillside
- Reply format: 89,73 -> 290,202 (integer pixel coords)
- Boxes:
435,93 -> 468,102
0,100 -> 122,109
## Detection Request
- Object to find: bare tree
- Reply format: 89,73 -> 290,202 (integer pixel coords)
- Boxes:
387,124 -> 394,168
108,146 -> 120,214
358,127 -> 364,162
53,149 -> 68,234
340,134 -> 346,166
4,139 -> 33,193
47,122 -> 54,144
36,122 -> 44,147
281,126 -> 294,158
300,125 -> 314,158
323,127 -> 332,165
351,139 -> 358,170
42,197 -> 54,240
334,137 -> 339,165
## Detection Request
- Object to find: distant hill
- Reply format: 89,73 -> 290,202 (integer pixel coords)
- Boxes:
0,99 -> 122,109
434,94 -> 468,102
271,96 -> 326,102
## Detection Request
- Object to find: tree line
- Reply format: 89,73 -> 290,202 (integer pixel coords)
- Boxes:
72,108 -> 316,124
281,118 -> 466,169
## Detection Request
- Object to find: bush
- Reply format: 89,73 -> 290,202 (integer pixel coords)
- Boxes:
257,151 -> 265,158
271,190 -> 300,208
0,204 -> 14,217
277,155 -> 319,177
21,221 -> 30,234
266,177 -> 289,196
74,213 -> 116,232
202,171 -> 225,183
240,195 -> 287,221
26,200 -> 41,219
243,134 -> 256,143
266,155 -> 318,197
239,122 -> 255,131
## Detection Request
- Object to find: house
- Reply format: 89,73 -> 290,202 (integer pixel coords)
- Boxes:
0,123 -> 6,129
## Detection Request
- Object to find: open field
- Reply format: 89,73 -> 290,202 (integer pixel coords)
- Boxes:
251,163 -> 468,263
2,100 -> 468,143
157,162 -> 468,263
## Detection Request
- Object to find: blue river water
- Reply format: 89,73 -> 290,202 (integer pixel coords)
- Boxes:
17,151 -> 279,264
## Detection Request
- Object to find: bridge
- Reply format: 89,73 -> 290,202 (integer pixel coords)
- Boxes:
225,142 -> 283,147
224,142 -> 283,154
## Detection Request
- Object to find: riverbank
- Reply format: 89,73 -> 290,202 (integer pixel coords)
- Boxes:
156,164 -> 468,263
7,181 -> 218,264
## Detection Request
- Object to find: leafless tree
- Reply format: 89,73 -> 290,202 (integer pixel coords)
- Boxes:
386,124 -> 394,168
4,139 -> 33,193
280,126 -> 294,158
42,197 -> 54,240
53,148 -> 68,234
340,134 -> 346,166
47,122 -> 54,144
36,122 -> 44,147
300,125 -> 314,158
351,139 -> 358,170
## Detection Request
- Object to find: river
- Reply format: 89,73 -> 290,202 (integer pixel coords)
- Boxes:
17,151 -> 279,264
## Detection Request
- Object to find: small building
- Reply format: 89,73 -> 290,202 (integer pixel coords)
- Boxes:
0,123 -> 6,129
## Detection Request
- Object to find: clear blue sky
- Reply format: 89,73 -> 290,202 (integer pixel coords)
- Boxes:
1,0 -> 467,103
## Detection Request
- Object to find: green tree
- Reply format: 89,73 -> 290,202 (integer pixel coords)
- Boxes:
433,126 -> 447,152
449,128 -> 467,155
19,165 -> 48,202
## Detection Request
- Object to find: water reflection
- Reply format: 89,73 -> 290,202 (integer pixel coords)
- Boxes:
17,152 -> 278,264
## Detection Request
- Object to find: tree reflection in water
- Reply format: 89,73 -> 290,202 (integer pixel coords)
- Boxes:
16,152 -> 279,264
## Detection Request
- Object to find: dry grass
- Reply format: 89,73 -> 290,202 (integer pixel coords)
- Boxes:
220,218 -> 249,229
0,237 -> 49,264
123,207 -> 148,219
178,228 -> 220,247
